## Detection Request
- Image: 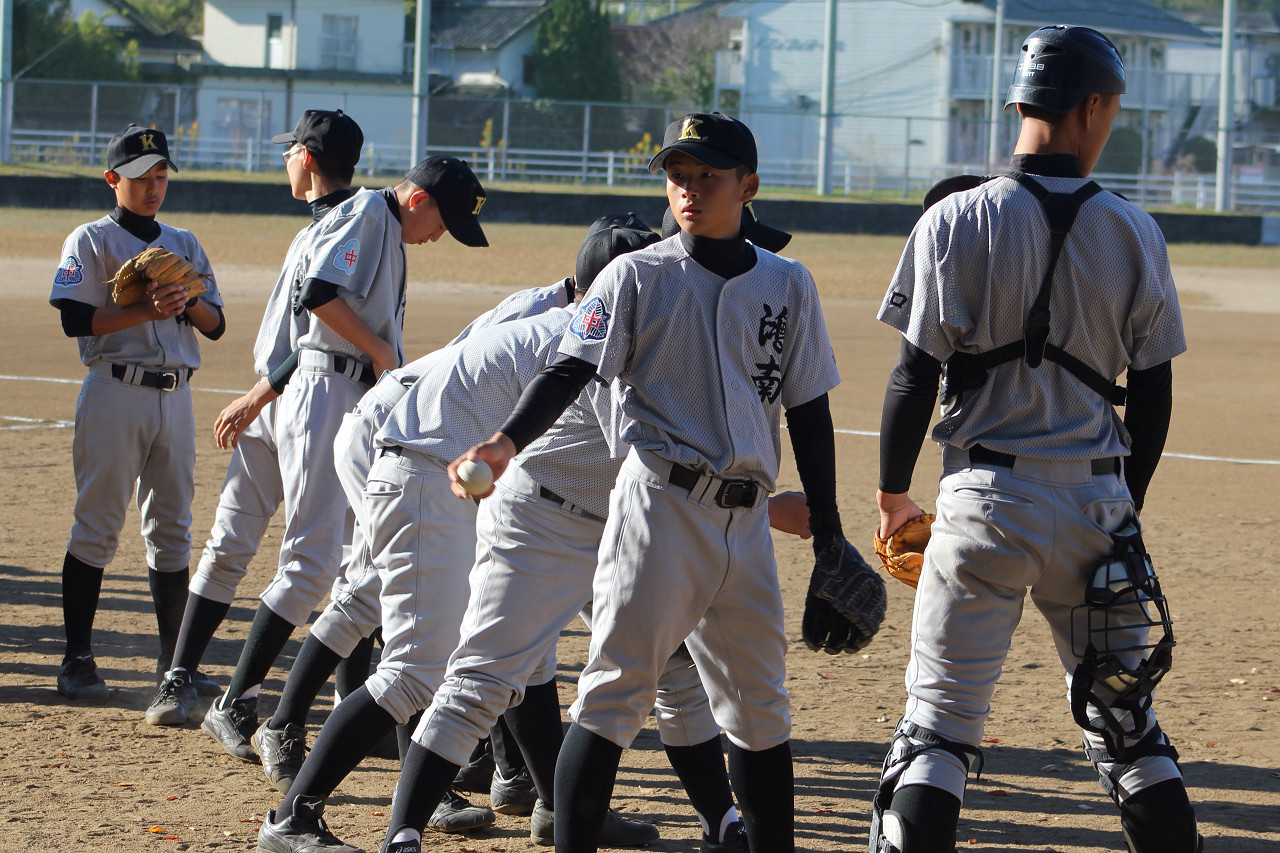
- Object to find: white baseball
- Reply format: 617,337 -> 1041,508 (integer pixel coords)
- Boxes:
456,459 -> 494,496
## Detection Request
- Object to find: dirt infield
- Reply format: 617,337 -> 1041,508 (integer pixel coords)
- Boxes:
1,213 -> 1277,852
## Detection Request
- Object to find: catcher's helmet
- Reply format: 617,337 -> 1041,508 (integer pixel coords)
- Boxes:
1005,25 -> 1126,114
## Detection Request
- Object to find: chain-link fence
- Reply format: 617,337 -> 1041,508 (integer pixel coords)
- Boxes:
7,78 -> 1280,211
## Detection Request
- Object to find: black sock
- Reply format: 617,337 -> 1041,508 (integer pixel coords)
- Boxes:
269,634 -> 343,729
1120,778 -> 1199,853
884,784 -> 961,852
728,741 -> 794,853
62,552 -> 104,660
277,685 -> 398,821
396,710 -> 424,765
502,679 -> 560,804
149,567 -> 189,673
172,593 -> 232,672
383,741 -> 463,844
224,603 -> 295,701
665,735 -> 734,840
333,633 -> 376,700
553,724 -> 622,852
492,711 -> 530,778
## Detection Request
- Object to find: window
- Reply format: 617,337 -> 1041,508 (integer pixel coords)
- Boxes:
215,98 -> 271,141
321,15 -> 358,71
267,14 -> 285,68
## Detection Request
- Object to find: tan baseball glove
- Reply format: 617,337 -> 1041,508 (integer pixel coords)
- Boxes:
109,248 -> 210,307
873,512 -> 935,589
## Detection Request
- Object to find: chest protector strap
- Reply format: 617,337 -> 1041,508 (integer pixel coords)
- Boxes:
940,171 -> 1126,408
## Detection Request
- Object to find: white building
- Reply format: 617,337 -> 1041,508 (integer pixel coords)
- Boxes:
715,0 -> 1208,181
193,0 -> 545,170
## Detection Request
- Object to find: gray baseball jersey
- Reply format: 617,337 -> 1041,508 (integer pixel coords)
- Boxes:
292,188 -> 407,366
879,175 -> 1187,459
52,216 -> 222,369
559,235 -> 840,488
875,172 -> 1188,807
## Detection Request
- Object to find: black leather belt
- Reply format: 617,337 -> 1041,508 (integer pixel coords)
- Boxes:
381,445 -> 402,457
969,445 -> 1120,476
110,363 -> 193,391
333,355 -> 377,388
668,462 -> 761,509
538,486 -> 605,523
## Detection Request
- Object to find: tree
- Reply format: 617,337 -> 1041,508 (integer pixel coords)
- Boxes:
528,0 -> 623,102
130,0 -> 203,37
14,0 -> 139,81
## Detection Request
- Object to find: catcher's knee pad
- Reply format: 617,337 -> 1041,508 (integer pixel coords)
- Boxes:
1080,723 -> 1181,805
868,785 -> 961,853
1117,778 -> 1201,853
869,720 -> 982,853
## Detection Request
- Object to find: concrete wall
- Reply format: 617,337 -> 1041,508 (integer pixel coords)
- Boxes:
1,175 -> 1272,245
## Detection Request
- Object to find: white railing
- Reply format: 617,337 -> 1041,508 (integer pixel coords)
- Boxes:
11,128 -> 1280,213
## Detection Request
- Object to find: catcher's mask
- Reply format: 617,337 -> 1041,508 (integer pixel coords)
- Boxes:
1071,520 -> 1175,750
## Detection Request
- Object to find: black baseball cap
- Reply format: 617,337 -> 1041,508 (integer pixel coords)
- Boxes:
575,212 -> 659,292
648,112 -> 758,174
404,156 -> 488,247
106,125 -> 178,178
271,109 -> 364,169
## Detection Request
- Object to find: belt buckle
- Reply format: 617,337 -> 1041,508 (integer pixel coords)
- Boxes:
714,479 -> 758,509
157,371 -> 178,391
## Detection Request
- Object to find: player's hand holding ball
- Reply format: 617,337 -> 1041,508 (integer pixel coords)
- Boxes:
448,433 -> 517,499
456,459 -> 493,497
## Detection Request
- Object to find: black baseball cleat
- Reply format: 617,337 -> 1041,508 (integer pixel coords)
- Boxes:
57,655 -> 109,703
425,789 -> 496,834
529,799 -> 660,847
254,720 -> 308,794
703,820 -> 749,852
146,669 -> 197,726
256,798 -> 362,853
489,766 -> 538,815
202,693 -> 261,763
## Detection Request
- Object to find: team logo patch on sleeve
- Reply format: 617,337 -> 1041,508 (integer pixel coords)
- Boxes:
570,296 -> 611,341
54,256 -> 83,286
331,238 -> 361,275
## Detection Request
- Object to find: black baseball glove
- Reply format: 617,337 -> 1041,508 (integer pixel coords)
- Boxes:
802,515 -> 887,654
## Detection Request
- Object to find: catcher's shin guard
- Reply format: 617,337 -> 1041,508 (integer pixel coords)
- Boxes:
1117,778 -> 1202,853
869,721 -> 981,853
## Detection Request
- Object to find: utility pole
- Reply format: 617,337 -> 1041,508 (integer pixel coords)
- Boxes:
1,0 -> 13,163
816,0 -> 837,194
410,0 -> 433,167
1215,0 -> 1235,211
986,0 -> 1005,169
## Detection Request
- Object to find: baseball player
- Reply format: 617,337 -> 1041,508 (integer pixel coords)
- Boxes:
448,112 -> 847,853
145,108 -> 369,726
866,26 -> 1199,853
49,124 -> 225,703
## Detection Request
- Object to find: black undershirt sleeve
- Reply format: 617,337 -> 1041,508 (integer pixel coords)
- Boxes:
195,305 -> 227,341
299,278 -> 341,311
879,338 -> 942,494
785,394 -> 838,515
499,353 -> 597,452
1121,360 -> 1173,512
59,300 -> 97,337
268,350 -> 302,395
